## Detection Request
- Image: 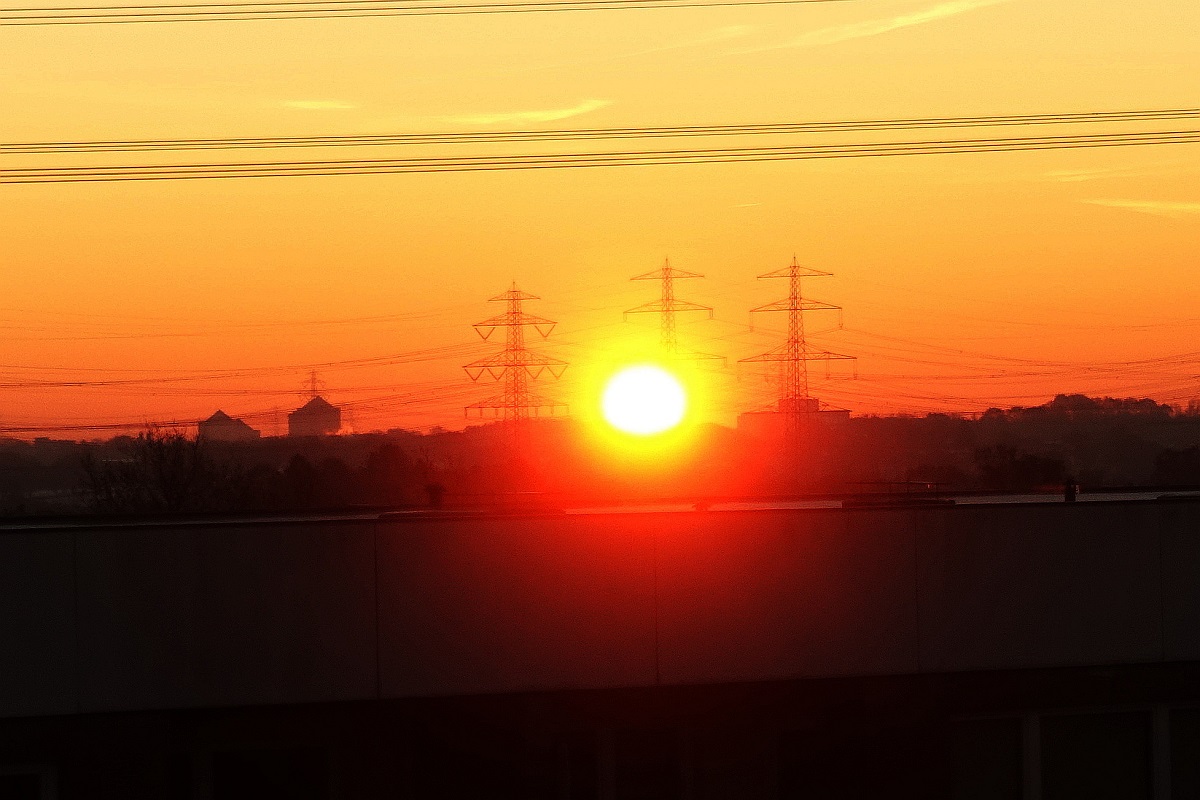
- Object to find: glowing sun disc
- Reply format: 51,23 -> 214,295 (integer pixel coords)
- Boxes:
602,365 -> 687,435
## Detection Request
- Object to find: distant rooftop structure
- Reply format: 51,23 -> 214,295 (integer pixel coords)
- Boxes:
738,400 -> 850,439
288,396 -> 341,437
197,410 -> 260,442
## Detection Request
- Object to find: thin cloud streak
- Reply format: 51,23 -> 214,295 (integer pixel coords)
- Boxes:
282,100 -> 357,110
445,98 -> 611,127
625,24 -> 755,58
1043,161 -> 1181,183
499,25 -> 754,76
1046,167 -> 1145,183
732,0 -> 1017,54
1085,199 -> 1200,219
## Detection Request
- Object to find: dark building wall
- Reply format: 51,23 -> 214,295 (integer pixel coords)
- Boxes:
0,531 -> 76,717
287,402 -> 341,437
196,418 -> 259,442
654,508 -> 921,684
3,666 -> 1199,800
915,503 -> 1164,672
377,513 -> 659,697
2,500 -> 1200,720
74,522 -> 377,713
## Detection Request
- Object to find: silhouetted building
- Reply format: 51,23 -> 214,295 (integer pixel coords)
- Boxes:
737,398 -> 850,439
288,396 -> 341,437
197,410 -> 260,442
3,500 -> 1200,798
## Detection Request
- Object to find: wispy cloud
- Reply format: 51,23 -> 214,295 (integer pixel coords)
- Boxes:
733,0 -> 1016,54
445,98 -> 611,127
282,100 -> 357,110
1085,199 -> 1200,219
1046,167 -> 1142,183
1044,163 -> 1179,183
497,25 -> 754,76
632,24 -> 755,56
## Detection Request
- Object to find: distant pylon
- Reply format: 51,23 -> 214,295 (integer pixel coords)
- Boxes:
463,283 -> 568,421
739,256 -> 855,416
305,370 -> 326,399
624,258 -> 720,360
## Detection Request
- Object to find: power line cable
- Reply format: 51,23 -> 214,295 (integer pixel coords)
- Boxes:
5,128 -> 1198,184
0,0 -> 855,25
6,108 -> 1197,154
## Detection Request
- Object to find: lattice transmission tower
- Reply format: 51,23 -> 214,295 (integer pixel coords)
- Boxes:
624,258 -> 720,360
740,256 -> 855,416
463,283 -> 568,420
304,370 -> 326,399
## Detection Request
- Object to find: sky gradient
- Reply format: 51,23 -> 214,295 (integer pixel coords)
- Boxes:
2,0 -> 1199,435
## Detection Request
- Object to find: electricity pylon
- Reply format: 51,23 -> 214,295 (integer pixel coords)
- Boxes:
740,256 -> 855,417
304,370 -> 326,399
464,283 -> 567,420
624,258 -> 721,361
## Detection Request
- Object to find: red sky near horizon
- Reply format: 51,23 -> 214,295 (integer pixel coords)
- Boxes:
2,0 -> 1199,437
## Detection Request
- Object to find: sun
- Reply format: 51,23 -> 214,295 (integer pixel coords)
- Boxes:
601,365 -> 687,436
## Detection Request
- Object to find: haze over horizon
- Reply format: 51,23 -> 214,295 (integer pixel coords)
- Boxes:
2,0 -> 1198,436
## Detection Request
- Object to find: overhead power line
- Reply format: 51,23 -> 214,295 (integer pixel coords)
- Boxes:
0,0 -> 854,25
0,342 -> 488,388
4,129 -> 1198,184
6,108 -> 1198,155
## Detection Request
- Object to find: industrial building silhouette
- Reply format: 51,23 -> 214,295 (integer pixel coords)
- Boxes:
197,410 -> 260,442
288,396 -> 341,437
2,499 -> 1200,798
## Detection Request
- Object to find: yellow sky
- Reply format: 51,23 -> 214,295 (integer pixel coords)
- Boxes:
2,0 -> 1199,434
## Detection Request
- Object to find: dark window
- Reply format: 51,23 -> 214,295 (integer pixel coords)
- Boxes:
1042,712 -> 1151,800
212,748 -> 328,800
0,774 -> 41,800
949,718 -> 1022,800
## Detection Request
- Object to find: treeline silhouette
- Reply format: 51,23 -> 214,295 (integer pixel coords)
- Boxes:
1,393 -> 1200,518
80,433 -> 437,514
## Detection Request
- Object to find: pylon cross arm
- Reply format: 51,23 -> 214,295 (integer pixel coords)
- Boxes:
465,393 -> 567,411
757,265 -> 833,280
487,288 -> 541,302
750,298 -> 840,314
739,344 -> 854,363
473,311 -> 558,329
631,267 -> 705,281
625,299 -> 713,315
672,348 -> 727,365
526,364 -> 568,379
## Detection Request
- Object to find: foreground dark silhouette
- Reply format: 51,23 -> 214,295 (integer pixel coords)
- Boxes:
1,393 -> 1199,517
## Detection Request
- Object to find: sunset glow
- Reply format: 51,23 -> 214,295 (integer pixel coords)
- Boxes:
1,0 -> 1198,436
602,365 -> 687,436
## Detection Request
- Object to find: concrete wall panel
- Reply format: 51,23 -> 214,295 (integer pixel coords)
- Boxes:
656,509 -> 921,684
0,531 -> 76,718
377,515 -> 658,697
2,499 -> 1197,718
75,522 -> 377,712
916,504 -> 1162,672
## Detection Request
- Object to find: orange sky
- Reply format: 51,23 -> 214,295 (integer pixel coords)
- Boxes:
2,0 -> 1199,436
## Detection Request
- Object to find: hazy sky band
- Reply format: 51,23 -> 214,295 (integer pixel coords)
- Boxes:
1,0 -> 1197,431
